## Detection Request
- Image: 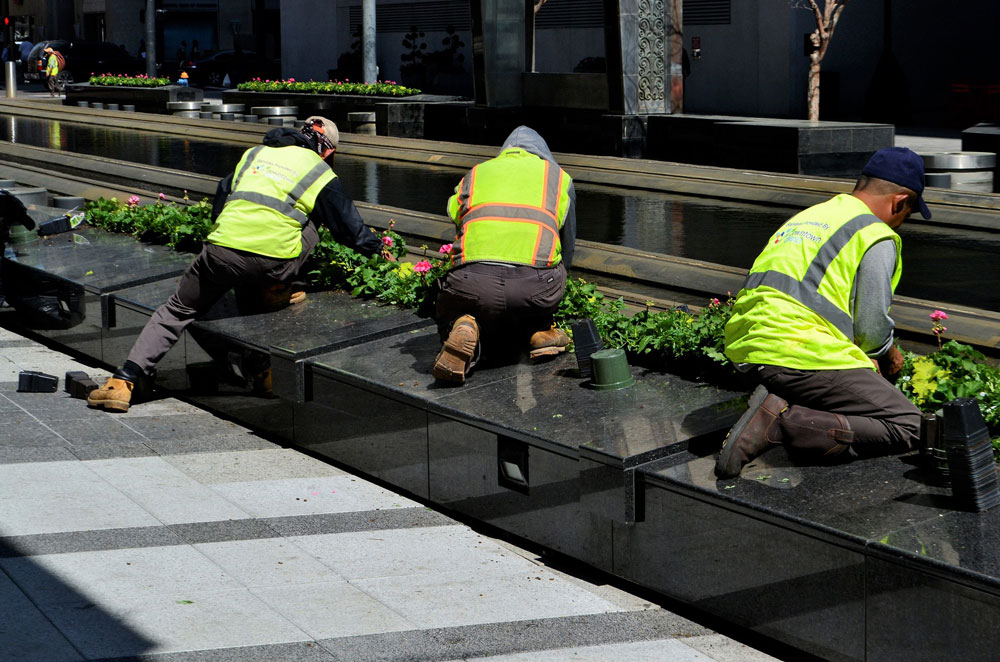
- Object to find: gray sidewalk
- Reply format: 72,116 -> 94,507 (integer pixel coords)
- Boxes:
0,323 -> 778,661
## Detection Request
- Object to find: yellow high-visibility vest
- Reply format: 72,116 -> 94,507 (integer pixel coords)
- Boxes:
208,145 -> 335,259
725,194 -> 902,371
447,147 -> 572,268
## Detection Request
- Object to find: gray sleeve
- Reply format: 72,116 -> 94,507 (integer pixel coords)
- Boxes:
852,239 -> 897,357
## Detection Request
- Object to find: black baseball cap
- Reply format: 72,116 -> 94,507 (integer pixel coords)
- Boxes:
862,147 -> 931,219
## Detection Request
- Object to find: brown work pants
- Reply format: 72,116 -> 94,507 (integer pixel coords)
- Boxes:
748,364 -> 922,458
126,222 -> 319,377
435,262 -> 567,366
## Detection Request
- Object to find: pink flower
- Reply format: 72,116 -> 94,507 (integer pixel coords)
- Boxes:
413,260 -> 432,274
126,195 -> 140,207
932,326 -> 947,335
288,78 -> 295,82
158,192 -> 166,201
382,236 -> 394,247
710,298 -> 721,306
439,243 -> 453,254
929,310 -> 949,321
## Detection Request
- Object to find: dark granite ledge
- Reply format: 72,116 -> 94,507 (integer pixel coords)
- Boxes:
638,446 -> 1000,594
306,325 -> 746,465
4,226 -> 193,294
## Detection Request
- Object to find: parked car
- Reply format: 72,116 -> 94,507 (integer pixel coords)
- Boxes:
25,40 -> 143,88
178,50 -> 256,87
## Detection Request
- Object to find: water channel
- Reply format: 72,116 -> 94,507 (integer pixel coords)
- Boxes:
3,115 -> 999,311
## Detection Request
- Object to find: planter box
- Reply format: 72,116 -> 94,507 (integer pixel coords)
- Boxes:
64,83 -> 203,114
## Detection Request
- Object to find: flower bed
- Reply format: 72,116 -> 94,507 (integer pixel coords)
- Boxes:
89,73 -> 170,87
83,196 -> 1000,455
237,78 -> 421,96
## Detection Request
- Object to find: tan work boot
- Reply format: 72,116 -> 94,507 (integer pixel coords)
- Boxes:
87,377 -> 135,412
433,315 -> 479,384
715,385 -> 789,478
258,284 -> 306,312
529,326 -> 571,359
251,368 -> 275,398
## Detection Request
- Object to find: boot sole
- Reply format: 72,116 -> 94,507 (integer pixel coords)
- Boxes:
87,397 -> 130,412
433,327 -> 477,383
715,384 -> 770,478
529,345 -> 568,359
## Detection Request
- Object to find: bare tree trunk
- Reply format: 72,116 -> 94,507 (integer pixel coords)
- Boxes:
802,0 -> 851,121
808,51 -> 821,120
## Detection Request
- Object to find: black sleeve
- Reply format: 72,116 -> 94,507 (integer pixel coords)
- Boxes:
559,181 -> 577,270
311,178 -> 382,258
211,173 -> 234,221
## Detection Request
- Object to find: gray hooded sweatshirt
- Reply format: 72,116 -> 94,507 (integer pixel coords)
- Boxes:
499,126 -> 577,269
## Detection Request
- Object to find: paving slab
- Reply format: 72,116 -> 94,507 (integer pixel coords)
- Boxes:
0,300 -> 778,661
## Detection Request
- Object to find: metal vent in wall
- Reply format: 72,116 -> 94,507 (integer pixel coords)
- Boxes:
684,0 -> 731,25
534,0 -> 604,30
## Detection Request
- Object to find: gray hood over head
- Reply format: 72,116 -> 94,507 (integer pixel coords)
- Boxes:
500,126 -> 557,165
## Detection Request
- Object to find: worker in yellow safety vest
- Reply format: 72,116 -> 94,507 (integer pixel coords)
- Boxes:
716,147 -> 928,478
89,116 -> 389,412
432,126 -> 576,384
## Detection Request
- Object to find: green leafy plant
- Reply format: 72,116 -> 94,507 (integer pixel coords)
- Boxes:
84,193 -> 212,251
90,73 -> 170,87
236,78 -> 421,96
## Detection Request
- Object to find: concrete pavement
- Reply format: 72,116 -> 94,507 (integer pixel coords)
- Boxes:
0,320 -> 780,661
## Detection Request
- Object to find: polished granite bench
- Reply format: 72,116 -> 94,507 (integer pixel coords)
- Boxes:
3,225 -> 998,660
1,225 -> 193,362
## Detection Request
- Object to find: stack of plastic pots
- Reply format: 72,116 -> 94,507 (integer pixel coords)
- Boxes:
920,412 -> 950,486
570,318 -> 604,379
942,398 -> 1000,512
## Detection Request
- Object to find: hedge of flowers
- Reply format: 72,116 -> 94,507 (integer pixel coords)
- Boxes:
89,73 -> 171,87
236,78 -> 421,96
83,196 -> 1000,455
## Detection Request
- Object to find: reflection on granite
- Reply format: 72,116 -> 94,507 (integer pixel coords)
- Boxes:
3,226 -> 191,292
439,364 -> 745,464
308,326 -> 549,404
427,413 -> 614,571
866,556 -> 1000,661
193,289 -> 432,359
643,449 -> 954,546
296,376 -> 430,498
875,504 -> 1000,590
616,481 -> 866,662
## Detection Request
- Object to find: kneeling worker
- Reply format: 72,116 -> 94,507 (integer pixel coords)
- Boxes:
433,126 -> 576,383
716,147 -> 927,478
89,116 -> 385,412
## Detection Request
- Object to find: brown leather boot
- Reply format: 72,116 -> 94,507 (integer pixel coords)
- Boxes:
715,385 -> 789,478
257,284 -> 306,313
433,315 -> 479,384
780,406 -> 854,461
86,377 -> 134,412
529,326 -> 571,359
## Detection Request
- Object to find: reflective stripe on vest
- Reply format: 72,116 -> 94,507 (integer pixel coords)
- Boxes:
226,146 -> 332,227
207,144 -> 335,259
453,156 -> 566,268
741,213 -> 882,340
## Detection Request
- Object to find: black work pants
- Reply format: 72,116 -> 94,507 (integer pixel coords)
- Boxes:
435,262 -> 566,365
126,223 -> 319,377
748,364 -> 921,457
